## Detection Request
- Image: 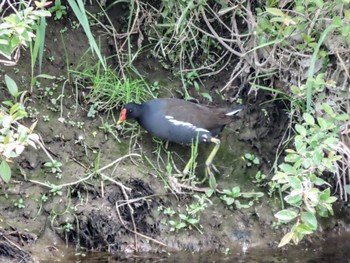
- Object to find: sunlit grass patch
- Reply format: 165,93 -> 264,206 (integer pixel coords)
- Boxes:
70,59 -> 158,113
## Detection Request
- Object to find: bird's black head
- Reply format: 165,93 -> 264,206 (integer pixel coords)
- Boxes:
117,103 -> 142,124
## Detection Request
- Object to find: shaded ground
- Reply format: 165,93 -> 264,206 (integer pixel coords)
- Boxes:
0,2 -> 345,262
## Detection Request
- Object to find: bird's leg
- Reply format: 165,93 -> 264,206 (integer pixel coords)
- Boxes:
203,137 -> 221,183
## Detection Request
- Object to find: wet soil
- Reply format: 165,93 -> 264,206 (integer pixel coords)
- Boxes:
0,2 -> 347,262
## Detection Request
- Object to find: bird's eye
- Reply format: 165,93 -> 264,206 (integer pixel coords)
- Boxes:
129,109 -> 133,113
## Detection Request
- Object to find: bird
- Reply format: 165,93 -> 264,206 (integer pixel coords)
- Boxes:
117,98 -> 243,180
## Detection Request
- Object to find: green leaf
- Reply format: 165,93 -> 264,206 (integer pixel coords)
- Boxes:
44,162 -> 53,167
285,193 -> 302,206
287,176 -> 302,191
0,160 -> 11,183
275,209 -> 298,222
281,184 -> 290,192
278,232 -> 294,247
231,186 -> 241,196
222,196 -> 235,205
200,92 -> 212,102
279,163 -> 296,174
272,172 -> 287,182
302,158 -> 312,169
322,103 -> 334,116
4,75 -> 19,97
285,153 -> 300,163
322,202 -> 334,215
313,0 -> 324,7
179,214 -> 187,220
326,196 -> 337,204
316,205 -> 329,217
266,8 -> 285,17
305,188 -> 320,203
187,218 -> 199,225
290,85 -> 301,95
334,114 -> 349,121
296,223 -> 314,235
205,188 -> 214,197
333,16 -> 342,27
312,151 -> 323,165
258,17 -> 271,30
244,153 -> 252,159
301,211 -> 317,230
234,200 -> 251,209
313,177 -> 327,186
303,113 -> 315,126
317,117 -> 328,130
323,137 -> 338,145
67,0 -> 106,70
295,124 -> 307,136
209,174 -> 217,190
176,222 -> 186,229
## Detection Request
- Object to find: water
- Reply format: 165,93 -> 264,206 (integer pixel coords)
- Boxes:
36,233 -> 350,263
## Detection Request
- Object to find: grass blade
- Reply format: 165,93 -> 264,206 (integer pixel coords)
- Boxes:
38,16 -> 47,74
67,0 -> 106,69
306,25 -> 335,112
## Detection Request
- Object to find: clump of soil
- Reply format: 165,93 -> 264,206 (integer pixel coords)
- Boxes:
70,179 -> 161,253
0,230 -> 36,263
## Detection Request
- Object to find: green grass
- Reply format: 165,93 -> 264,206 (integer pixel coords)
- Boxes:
70,58 -> 158,112
67,0 -> 106,70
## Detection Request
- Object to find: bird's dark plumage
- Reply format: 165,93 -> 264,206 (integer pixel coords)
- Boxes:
118,98 -> 243,179
118,98 -> 243,145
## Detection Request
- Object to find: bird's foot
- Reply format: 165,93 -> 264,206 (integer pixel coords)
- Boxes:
169,176 -> 185,194
195,163 -> 219,185
176,168 -> 195,183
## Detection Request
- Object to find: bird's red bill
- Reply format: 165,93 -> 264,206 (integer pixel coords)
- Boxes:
118,108 -> 127,124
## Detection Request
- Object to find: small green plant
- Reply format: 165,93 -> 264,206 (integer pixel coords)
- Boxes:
87,104 -> 98,118
99,121 -> 121,142
0,76 -> 39,184
169,213 -> 201,233
243,153 -> 260,167
14,198 -> 25,209
184,71 -> 212,101
26,106 -> 40,119
253,171 -> 266,185
44,160 -> 62,174
49,0 -> 67,20
272,106 -> 348,247
43,115 -> 50,122
48,183 -> 63,196
37,194 -> 49,215
163,195 -> 208,234
0,1 -> 51,65
220,186 -> 264,209
63,221 -> 74,233
41,194 -> 48,202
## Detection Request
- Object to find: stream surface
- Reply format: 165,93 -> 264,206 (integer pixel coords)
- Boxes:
35,233 -> 349,263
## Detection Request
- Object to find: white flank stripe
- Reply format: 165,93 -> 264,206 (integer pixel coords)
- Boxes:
225,108 -> 242,116
165,115 -> 209,133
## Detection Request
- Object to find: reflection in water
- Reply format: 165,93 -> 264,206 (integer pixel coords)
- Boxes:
37,233 -> 350,263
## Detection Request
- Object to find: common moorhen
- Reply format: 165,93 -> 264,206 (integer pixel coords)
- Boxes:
117,98 -> 243,177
